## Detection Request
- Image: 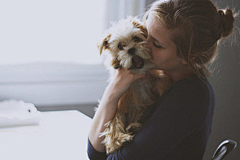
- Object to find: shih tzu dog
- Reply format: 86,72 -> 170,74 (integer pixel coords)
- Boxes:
98,16 -> 171,154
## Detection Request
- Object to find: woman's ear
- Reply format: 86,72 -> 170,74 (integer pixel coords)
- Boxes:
189,56 -> 196,62
182,56 -> 196,64
181,59 -> 188,65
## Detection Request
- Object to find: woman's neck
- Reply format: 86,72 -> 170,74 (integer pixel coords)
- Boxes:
165,65 -> 194,84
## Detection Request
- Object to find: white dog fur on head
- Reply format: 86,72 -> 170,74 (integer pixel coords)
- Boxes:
99,16 -> 154,75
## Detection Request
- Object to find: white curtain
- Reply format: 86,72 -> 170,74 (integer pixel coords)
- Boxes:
102,0 -> 156,30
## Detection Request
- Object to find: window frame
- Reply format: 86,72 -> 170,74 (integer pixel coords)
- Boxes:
0,63 -> 108,107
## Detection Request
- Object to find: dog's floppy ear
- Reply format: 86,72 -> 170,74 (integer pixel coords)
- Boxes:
132,21 -> 148,38
98,34 -> 111,55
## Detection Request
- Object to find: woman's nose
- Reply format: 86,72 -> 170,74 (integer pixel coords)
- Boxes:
145,36 -> 152,48
146,35 -> 150,43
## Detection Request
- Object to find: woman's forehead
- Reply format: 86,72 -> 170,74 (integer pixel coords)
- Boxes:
146,14 -> 173,46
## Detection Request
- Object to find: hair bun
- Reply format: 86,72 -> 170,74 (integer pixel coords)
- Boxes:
218,9 -> 234,38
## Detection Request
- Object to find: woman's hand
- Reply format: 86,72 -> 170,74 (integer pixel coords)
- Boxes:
107,68 -> 146,101
88,68 -> 145,152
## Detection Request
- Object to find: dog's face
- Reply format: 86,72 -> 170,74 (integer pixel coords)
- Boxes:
99,17 -> 154,74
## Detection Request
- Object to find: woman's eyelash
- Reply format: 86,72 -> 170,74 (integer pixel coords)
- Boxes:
153,42 -> 162,48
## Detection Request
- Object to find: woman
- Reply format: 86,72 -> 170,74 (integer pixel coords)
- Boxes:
87,0 -> 235,159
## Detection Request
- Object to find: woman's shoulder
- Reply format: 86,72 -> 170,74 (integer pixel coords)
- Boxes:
171,75 -> 213,95
141,75 -> 215,125
161,75 -> 215,109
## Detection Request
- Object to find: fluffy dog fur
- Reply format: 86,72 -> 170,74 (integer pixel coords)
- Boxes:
98,16 -> 171,154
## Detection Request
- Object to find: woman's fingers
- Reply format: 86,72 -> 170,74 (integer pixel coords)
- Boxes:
107,68 -> 146,100
133,73 -> 146,81
117,68 -> 145,81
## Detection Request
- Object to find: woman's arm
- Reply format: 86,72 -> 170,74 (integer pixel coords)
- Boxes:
88,68 -> 145,153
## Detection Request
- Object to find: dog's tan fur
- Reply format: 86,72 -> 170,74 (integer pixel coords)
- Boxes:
98,16 -> 171,154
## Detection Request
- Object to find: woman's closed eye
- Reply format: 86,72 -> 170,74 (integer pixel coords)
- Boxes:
153,42 -> 163,49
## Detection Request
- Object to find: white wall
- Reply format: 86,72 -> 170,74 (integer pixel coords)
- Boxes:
0,0 -> 104,65
0,0 -> 108,107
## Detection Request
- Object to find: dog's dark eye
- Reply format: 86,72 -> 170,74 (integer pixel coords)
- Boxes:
118,43 -> 124,50
133,36 -> 142,42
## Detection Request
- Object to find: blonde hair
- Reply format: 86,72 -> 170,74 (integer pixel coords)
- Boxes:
144,0 -> 235,78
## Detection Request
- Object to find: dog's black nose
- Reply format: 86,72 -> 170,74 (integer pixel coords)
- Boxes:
128,48 -> 136,55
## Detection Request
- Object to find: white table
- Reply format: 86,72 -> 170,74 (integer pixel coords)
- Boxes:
0,110 -> 92,160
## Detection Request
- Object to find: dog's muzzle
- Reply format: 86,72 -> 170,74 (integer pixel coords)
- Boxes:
128,48 -> 136,55
132,55 -> 144,69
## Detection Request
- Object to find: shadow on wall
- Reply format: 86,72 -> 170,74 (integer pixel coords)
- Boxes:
203,46 -> 240,159
202,0 -> 240,158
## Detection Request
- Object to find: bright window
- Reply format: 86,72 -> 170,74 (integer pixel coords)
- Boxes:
0,0 -> 105,65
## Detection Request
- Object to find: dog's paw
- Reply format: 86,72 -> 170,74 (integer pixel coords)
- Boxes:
105,133 -> 133,154
121,133 -> 134,145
